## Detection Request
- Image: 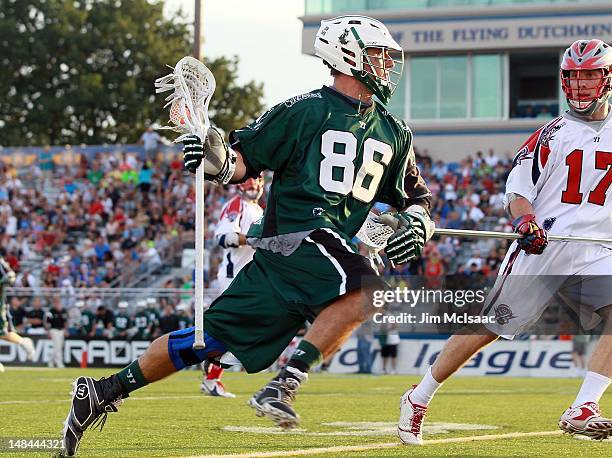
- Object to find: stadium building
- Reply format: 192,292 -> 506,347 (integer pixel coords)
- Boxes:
301,0 -> 612,159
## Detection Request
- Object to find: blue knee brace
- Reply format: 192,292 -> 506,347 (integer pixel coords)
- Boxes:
167,327 -> 228,370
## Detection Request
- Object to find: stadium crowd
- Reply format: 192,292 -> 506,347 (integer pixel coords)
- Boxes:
0,142 -> 516,338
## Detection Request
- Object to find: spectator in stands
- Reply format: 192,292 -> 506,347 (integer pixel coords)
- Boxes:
8,297 -> 26,333
537,105 -> 554,119
138,126 -> 164,162
45,297 -> 68,368
159,304 -> 179,335
93,305 -> 114,338
25,297 -> 46,335
485,149 -> 499,168
355,321 -> 374,374
379,324 -> 400,375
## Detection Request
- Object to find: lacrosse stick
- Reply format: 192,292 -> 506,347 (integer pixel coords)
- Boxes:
356,212 -> 395,266
359,212 -> 612,253
434,228 -> 612,244
155,56 -> 216,350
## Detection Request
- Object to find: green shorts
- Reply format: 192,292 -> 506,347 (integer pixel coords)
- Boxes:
203,228 -> 382,373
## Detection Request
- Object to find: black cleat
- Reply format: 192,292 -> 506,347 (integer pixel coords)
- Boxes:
248,367 -> 307,430
61,376 -> 124,457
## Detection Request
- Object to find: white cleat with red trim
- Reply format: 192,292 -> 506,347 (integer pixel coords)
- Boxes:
397,387 -> 427,445
559,402 -> 612,440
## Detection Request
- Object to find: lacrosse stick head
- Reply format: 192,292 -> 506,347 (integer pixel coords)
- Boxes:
356,212 -> 395,265
155,56 -> 216,141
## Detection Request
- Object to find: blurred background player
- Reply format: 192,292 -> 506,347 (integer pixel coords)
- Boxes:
145,297 -> 161,339
133,300 -> 153,340
200,176 -> 264,398
0,257 -> 35,372
112,301 -> 132,340
398,38 -> 612,445
45,297 -> 68,368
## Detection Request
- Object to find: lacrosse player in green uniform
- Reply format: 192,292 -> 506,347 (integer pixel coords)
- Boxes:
61,15 -> 433,456
0,257 -> 35,371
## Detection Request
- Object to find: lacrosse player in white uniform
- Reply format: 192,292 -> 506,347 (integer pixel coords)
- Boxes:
200,176 -> 264,397
399,38 -> 612,444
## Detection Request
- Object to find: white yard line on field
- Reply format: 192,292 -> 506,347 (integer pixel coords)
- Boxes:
184,431 -> 564,458
0,395 -> 207,405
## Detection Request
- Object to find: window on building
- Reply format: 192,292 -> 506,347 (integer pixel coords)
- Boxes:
386,65 -> 407,118
410,57 -> 438,119
509,52 -> 559,119
472,54 -> 504,118
440,56 -> 468,118
410,54 -> 503,120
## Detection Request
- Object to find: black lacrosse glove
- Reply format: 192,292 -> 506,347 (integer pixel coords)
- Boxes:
182,134 -> 204,174
512,214 -> 548,255
383,212 -> 428,264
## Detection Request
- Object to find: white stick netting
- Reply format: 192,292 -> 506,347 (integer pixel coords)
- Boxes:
154,56 -> 216,140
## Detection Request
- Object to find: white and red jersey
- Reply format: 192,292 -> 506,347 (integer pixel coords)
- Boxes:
215,195 -> 263,284
506,112 -> 612,248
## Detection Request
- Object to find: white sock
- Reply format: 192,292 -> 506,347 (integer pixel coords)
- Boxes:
572,371 -> 611,407
409,367 -> 442,406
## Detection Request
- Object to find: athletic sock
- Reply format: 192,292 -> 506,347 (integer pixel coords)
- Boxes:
409,367 -> 442,406
277,340 -> 321,383
572,371 -> 611,407
206,364 -> 224,381
287,340 -> 322,372
116,359 -> 149,396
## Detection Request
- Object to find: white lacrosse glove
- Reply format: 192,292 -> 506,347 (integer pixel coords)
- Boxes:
181,127 -> 236,185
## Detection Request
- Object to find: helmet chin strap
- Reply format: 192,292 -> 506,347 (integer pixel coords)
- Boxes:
569,94 -> 610,119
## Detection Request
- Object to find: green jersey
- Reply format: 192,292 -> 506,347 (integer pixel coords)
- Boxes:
232,86 -> 430,247
133,311 -> 151,331
81,310 -> 95,334
113,313 -> 131,332
146,308 -> 160,333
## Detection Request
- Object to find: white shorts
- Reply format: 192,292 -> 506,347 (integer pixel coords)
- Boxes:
482,241 -> 612,337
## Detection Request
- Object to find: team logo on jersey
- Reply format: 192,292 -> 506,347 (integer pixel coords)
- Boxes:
312,207 -> 325,216
338,28 -> 350,45
539,121 -> 564,147
513,146 -> 532,167
493,304 -> 516,325
227,212 -> 238,222
543,217 -> 557,231
284,92 -> 323,108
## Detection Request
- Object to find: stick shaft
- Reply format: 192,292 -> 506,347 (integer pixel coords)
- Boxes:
434,228 -> 612,244
193,167 -> 205,349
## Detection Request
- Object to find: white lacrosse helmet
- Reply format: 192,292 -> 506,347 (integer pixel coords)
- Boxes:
314,15 -> 404,104
560,39 -> 612,116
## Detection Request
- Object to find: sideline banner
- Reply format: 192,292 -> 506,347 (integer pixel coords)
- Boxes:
329,337 -> 576,378
2,336 -> 578,377
0,336 -> 150,368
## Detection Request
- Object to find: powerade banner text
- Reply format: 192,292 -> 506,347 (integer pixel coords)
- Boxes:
0,337 -> 150,367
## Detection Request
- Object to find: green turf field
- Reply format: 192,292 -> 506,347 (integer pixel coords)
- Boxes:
0,367 -> 610,457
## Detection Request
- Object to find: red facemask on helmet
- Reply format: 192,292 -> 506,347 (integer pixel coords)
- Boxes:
237,176 -> 264,201
560,39 -> 612,117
